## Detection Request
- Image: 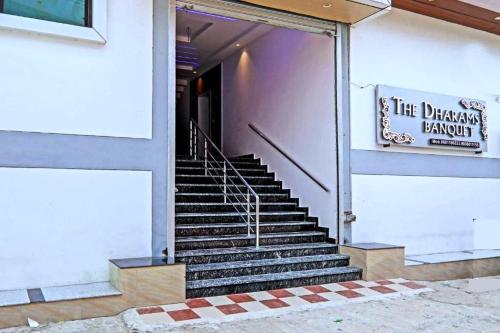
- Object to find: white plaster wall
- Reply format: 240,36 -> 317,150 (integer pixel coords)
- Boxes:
222,28 -> 338,231
351,9 -> 500,158
0,168 -> 152,291
352,175 -> 500,255
0,0 -> 153,139
350,9 -> 500,254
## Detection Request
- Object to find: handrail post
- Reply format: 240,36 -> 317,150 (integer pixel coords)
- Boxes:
189,120 -> 193,159
223,161 -> 227,204
247,190 -> 251,237
204,139 -> 208,176
256,195 -> 260,248
194,127 -> 198,160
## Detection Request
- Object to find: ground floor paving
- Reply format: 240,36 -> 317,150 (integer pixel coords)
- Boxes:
1,276 -> 499,332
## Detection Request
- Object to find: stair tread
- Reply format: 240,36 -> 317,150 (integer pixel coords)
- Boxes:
176,211 -> 304,217
176,231 -> 324,243
175,202 -> 295,206
176,192 -> 288,196
176,167 -> 265,172
186,266 -> 362,289
176,242 -> 337,257
176,221 -> 315,229
186,254 -> 349,272
176,183 -> 280,187
177,174 -> 273,179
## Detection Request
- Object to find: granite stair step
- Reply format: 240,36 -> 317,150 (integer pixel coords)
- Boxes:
175,192 -> 294,203
175,202 -> 298,213
175,231 -> 325,250
186,266 -> 363,298
175,243 -> 338,265
176,183 -> 286,194
176,174 -> 278,186
186,254 -> 350,280
176,167 -> 269,177
175,221 -> 315,237
175,211 -> 306,223
174,154 -> 362,297
176,159 -> 261,168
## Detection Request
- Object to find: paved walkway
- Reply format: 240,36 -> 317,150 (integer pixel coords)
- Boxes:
2,276 -> 500,332
130,278 -> 430,328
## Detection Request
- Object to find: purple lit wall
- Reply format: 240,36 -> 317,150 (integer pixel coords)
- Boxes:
222,28 -> 338,232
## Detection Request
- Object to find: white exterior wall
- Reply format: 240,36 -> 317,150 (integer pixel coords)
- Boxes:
0,0 -> 155,290
0,168 -> 152,290
222,28 -> 338,231
350,9 -> 500,254
0,0 -> 153,139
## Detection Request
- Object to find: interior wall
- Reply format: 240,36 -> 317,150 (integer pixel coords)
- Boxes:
350,9 -> 500,254
222,28 -> 338,232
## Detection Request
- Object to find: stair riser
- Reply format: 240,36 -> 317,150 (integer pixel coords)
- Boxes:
175,195 -> 296,204
175,224 -> 314,237
186,271 -> 363,298
176,168 -> 270,177
176,185 -> 286,194
175,213 -> 306,224
175,203 -> 298,213
176,160 -> 262,168
176,176 -> 279,186
176,246 -> 337,265
175,234 -> 326,251
187,259 -> 350,280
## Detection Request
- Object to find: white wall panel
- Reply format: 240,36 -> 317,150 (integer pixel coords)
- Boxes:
222,28 -> 338,231
350,9 -> 500,254
350,9 -> 500,158
352,174 -> 500,255
0,0 -> 153,138
0,168 -> 152,290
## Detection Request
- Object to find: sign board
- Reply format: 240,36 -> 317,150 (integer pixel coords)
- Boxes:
376,85 -> 488,153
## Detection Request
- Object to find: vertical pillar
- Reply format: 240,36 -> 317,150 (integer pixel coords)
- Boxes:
335,23 -> 352,245
152,0 -> 176,258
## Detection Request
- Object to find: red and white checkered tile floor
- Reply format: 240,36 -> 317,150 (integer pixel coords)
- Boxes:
134,278 -> 432,326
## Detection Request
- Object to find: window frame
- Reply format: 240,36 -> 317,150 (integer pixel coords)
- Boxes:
0,0 -> 107,44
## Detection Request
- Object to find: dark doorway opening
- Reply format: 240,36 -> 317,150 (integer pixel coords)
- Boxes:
190,64 -> 222,148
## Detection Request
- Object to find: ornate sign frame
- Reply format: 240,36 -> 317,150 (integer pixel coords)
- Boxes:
376,85 -> 488,153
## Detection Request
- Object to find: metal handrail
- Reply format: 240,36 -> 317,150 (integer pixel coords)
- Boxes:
190,119 -> 260,248
248,123 -> 330,193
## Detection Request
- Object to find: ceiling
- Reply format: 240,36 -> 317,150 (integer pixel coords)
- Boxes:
176,7 -> 274,81
393,0 -> 500,35
241,0 -> 390,24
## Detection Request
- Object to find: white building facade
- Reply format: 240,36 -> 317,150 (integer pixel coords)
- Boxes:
0,0 -> 498,315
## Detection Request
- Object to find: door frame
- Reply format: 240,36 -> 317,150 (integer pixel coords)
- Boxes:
163,0 -> 351,257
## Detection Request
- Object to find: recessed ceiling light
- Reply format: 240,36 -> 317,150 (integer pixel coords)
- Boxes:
322,3 -> 332,8
193,71 -> 197,74
495,16 -> 500,21
236,43 -> 241,47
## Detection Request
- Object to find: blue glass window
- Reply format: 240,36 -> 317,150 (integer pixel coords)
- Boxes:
0,0 -> 91,27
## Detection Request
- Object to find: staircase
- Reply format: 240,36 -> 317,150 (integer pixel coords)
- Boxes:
175,155 -> 362,298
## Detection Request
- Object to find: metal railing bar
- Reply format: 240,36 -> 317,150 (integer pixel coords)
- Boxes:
193,120 -> 259,198
203,150 -> 256,221
248,123 -> 330,193
205,169 -> 251,223
190,119 -> 260,247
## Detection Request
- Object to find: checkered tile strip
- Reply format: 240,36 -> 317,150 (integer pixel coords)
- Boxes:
136,279 -> 429,325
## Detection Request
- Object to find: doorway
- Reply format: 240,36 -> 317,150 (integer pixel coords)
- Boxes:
172,0 -> 344,253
